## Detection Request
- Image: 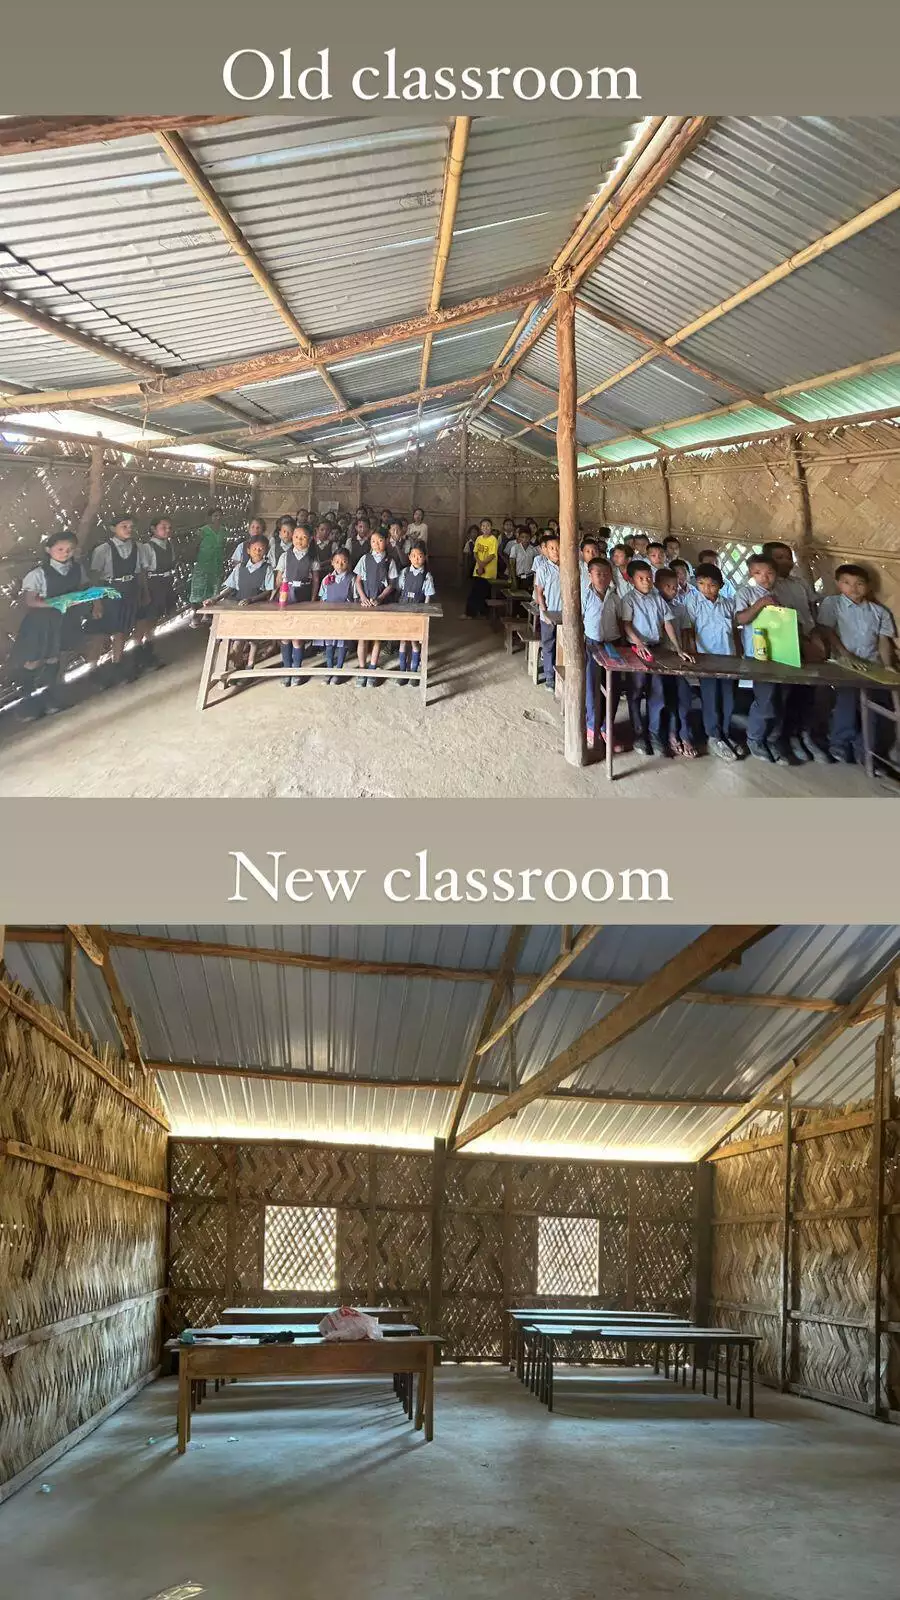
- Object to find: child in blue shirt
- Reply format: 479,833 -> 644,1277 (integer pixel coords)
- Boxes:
733,552 -> 788,763
655,568 -> 697,758
682,562 -> 742,761
582,557 -> 624,751
532,530 -> 562,692
353,528 -> 399,687
396,541 -> 437,685
318,547 -> 355,684
818,564 -> 897,762
620,560 -> 691,756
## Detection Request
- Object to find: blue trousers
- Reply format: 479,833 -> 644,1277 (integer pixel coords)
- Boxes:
627,671 -> 665,740
699,677 -> 735,740
585,647 -> 620,736
664,675 -> 693,740
540,621 -> 557,688
747,681 -> 782,745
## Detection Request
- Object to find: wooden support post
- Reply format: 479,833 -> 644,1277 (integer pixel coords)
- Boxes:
659,456 -> 672,538
871,979 -> 895,1417
63,927 -> 76,1034
501,1167 -> 514,1365
779,1091 -> 794,1391
790,435 -> 815,584
428,1138 -> 447,1335
691,1161 -> 713,1325
555,289 -> 586,767
367,1149 -> 379,1305
625,1166 -> 638,1310
598,470 -> 606,527
224,1146 -> 237,1307
506,976 -> 517,1097
457,420 -> 468,574
77,443 -> 105,545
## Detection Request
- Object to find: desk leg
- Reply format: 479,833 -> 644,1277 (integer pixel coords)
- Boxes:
605,667 -> 614,782
425,1345 -> 435,1442
196,621 -> 220,711
860,690 -> 875,780
547,1338 -> 554,1413
725,1344 -> 732,1408
414,1369 -> 425,1431
736,1343 -> 744,1413
177,1360 -> 190,1455
748,1343 -> 755,1419
419,621 -> 430,708
713,1343 -> 720,1399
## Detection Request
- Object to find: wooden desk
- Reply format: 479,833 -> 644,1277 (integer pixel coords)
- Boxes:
176,1335 -> 440,1451
176,1322 -> 419,1340
590,643 -> 900,782
507,1308 -> 684,1377
221,1306 -> 410,1325
526,1322 -> 760,1415
197,601 -> 443,710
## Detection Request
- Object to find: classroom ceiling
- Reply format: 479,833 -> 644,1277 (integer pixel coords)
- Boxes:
4,924 -> 897,1161
0,115 -> 899,478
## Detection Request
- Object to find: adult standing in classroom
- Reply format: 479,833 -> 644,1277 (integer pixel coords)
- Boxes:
189,505 -> 228,619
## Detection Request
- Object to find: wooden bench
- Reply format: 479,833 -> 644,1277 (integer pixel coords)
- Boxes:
525,1322 -> 760,1415
506,1308 -> 685,1378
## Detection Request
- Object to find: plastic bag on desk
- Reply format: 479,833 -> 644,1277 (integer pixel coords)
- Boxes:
319,1306 -> 383,1341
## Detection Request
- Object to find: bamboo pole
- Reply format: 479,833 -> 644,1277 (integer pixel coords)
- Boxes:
871,978 -> 895,1417
0,113 -> 237,155
63,928 -> 76,1034
779,1091 -> 794,1391
556,289 -> 586,767
419,117 -> 471,392
457,420 -> 469,574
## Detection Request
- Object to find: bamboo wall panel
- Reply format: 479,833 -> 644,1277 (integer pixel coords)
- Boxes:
167,1139 -> 696,1362
601,420 -> 900,614
710,1146 -> 782,1381
0,980 -> 167,1488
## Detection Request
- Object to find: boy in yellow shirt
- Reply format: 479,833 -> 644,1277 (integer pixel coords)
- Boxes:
464,517 -> 500,619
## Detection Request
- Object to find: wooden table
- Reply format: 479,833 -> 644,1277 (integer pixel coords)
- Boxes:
177,1322 -> 419,1340
176,1335 -> 441,1451
507,1308 -> 685,1378
197,600 -> 443,709
526,1322 -> 760,1415
589,643 -> 900,782
221,1306 -> 411,1325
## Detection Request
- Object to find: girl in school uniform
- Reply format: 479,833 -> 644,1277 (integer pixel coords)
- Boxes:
396,541 -> 436,685
274,523 -> 322,688
203,528 -> 274,678
609,542 -> 635,599
407,506 -> 428,547
387,520 -> 410,572
312,520 -> 337,572
84,515 -> 148,684
11,529 -> 92,720
230,517 -> 269,570
133,515 -> 177,672
353,527 -> 399,687
318,547 -> 356,683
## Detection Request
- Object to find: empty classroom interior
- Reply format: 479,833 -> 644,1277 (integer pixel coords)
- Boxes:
2,922 -> 899,1600
2,115 -> 900,796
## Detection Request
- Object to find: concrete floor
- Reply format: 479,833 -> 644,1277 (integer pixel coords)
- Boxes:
0,608 -> 893,799
2,1367 -> 899,1600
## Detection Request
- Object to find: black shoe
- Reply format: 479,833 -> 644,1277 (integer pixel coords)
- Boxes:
829,744 -> 852,764
800,732 -> 832,764
748,739 -> 774,761
788,737 -> 811,763
770,741 -> 792,766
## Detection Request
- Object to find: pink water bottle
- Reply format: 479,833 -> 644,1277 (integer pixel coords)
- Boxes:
279,579 -> 289,607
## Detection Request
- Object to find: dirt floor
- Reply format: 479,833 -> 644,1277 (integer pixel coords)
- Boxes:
0,606 -> 894,799
2,1366 -> 899,1600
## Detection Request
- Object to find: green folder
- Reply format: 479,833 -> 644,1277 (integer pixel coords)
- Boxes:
756,605 -> 801,668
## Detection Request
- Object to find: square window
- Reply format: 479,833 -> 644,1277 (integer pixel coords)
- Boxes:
536,1215 -> 600,1297
263,1205 -> 337,1293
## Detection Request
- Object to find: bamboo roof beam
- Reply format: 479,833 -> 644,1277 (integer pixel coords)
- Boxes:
0,278 -> 551,416
83,926 -> 147,1073
419,117 -> 471,394
453,927 -> 777,1149
445,928 -> 529,1150
694,952 -> 900,1161
474,926 -> 602,1058
147,1057 -> 767,1110
0,114 -> 238,156
5,926 -> 879,1021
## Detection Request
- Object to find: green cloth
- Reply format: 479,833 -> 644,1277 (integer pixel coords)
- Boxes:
189,522 -> 227,604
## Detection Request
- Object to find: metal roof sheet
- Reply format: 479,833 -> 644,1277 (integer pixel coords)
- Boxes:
4,924 -> 896,1159
426,314 -> 517,384
579,116 -> 900,339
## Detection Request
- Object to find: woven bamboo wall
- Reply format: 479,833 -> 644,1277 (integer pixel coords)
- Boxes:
710,1101 -> 900,1417
256,433 -> 562,587
167,1138 -> 696,1362
0,979 -> 168,1492
0,440 -> 253,668
601,420 -> 900,615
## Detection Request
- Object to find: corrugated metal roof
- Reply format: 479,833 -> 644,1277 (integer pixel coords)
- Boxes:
4,925 -> 897,1160
427,314 -> 517,384
782,363 -> 900,423
442,118 -> 642,305
596,357 -> 739,431
521,312 -> 647,397
579,116 -> 900,338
